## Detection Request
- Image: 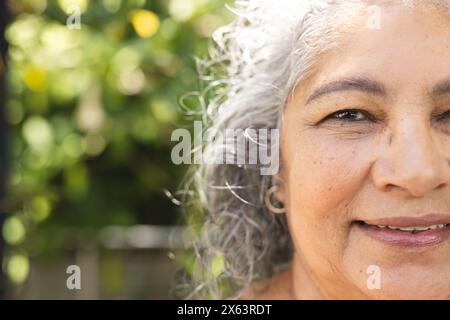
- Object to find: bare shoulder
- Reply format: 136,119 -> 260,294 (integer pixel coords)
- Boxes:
236,266 -> 294,300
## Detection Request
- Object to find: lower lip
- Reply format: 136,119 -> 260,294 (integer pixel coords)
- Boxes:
355,223 -> 450,247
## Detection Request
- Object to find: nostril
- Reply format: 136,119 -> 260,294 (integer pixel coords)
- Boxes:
436,182 -> 447,190
383,183 -> 396,192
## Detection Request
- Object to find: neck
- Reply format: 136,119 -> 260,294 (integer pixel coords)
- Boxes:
291,254 -> 325,299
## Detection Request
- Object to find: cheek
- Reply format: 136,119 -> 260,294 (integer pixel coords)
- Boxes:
284,132 -> 370,222
281,127 -> 378,259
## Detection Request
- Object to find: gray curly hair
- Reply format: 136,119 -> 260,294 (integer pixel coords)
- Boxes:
177,0 -> 450,299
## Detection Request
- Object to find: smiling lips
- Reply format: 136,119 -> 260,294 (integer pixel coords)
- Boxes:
355,214 -> 450,247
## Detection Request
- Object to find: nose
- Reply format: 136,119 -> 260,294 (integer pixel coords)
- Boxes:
371,116 -> 450,198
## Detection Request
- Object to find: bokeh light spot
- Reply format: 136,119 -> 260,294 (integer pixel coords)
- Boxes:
24,65 -> 47,92
3,217 -> 26,245
22,116 -> 53,152
130,10 -> 160,38
7,255 -> 30,284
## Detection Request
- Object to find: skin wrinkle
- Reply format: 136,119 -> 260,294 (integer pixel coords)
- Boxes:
306,74 -> 450,108
306,77 -> 387,105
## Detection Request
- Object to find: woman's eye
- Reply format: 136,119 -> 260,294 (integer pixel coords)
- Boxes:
323,109 -> 371,123
434,111 -> 450,134
437,110 -> 450,120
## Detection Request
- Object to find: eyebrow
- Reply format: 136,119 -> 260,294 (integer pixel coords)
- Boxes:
305,75 -> 450,105
306,77 -> 386,105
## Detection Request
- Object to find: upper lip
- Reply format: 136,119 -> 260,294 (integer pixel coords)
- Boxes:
361,214 -> 450,227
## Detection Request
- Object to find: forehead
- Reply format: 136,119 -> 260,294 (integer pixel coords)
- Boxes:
302,3 -> 450,96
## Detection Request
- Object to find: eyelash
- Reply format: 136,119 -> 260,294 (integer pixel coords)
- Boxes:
435,110 -> 450,121
320,109 -> 376,124
320,109 -> 450,124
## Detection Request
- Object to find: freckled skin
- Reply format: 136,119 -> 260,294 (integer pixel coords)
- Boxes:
259,3 -> 450,299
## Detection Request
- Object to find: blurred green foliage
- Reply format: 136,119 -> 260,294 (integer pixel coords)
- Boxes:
4,0 -> 230,286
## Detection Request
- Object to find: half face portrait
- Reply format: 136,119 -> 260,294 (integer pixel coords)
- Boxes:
182,0 -> 450,300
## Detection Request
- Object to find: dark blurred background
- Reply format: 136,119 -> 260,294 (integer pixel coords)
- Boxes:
1,0 -> 230,299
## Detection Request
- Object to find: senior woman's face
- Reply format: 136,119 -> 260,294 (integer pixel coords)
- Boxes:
281,4 -> 450,299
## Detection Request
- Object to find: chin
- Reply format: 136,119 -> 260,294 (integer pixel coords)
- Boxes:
361,267 -> 450,300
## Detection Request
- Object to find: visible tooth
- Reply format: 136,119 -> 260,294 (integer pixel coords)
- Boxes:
428,224 -> 445,229
383,224 -> 448,231
397,227 -> 416,232
412,226 -> 432,231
